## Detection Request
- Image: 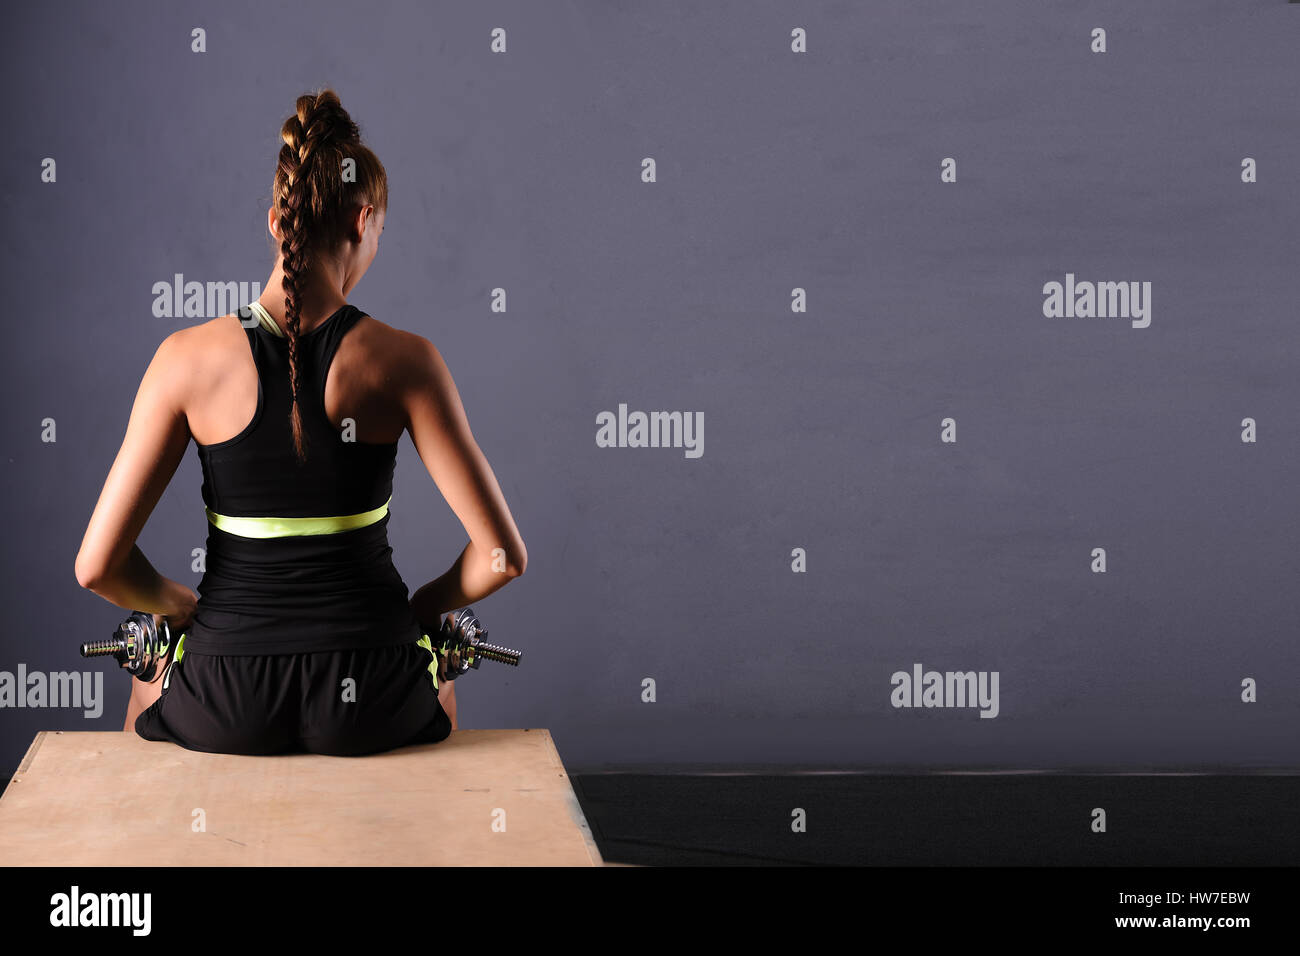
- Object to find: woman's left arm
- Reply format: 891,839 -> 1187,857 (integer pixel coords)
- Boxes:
75,331 -> 198,628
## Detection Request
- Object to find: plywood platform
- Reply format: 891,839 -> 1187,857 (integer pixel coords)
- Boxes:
0,730 -> 603,866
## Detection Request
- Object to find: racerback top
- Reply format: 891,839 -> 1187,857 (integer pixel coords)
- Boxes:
182,303 -> 425,655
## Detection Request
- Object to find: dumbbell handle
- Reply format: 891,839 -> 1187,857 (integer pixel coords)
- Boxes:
467,642 -> 522,666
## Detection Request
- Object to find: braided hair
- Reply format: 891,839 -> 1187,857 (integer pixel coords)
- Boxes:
271,89 -> 388,463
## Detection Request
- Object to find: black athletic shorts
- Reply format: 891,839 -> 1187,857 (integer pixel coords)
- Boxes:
135,638 -> 452,756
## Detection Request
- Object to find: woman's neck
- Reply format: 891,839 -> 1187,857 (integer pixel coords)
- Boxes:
257,259 -> 348,333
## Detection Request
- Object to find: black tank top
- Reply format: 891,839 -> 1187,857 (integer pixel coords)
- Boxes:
182,304 -> 425,655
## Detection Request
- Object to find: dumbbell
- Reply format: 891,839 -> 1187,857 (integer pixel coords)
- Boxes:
80,610 -> 174,682
435,607 -> 522,681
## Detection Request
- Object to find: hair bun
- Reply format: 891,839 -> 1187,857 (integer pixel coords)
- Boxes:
281,89 -> 360,164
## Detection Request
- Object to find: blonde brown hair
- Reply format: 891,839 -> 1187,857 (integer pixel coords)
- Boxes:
272,89 -> 388,463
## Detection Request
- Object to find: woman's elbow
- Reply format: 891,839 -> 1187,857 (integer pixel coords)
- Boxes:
501,540 -> 527,578
507,542 -> 528,578
74,553 -> 105,591
481,539 -> 527,578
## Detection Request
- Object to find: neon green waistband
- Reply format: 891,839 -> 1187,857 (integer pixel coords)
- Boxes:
205,495 -> 392,538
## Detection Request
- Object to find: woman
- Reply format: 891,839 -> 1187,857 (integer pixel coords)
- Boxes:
74,89 -> 527,756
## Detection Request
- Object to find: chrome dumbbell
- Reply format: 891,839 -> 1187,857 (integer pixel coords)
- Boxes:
436,607 -> 522,681
80,610 -> 175,682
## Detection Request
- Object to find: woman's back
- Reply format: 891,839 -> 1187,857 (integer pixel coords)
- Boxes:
186,304 -> 413,450
179,303 -> 427,655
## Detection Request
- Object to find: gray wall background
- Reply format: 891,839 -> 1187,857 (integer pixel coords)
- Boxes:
2,0 -> 1297,775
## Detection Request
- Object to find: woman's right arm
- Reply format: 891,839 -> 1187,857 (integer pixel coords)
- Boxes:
400,334 -> 527,631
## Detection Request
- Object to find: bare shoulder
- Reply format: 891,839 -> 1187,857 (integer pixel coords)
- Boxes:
158,313 -> 244,376
144,314 -> 246,421
347,313 -> 444,391
172,312 -> 246,351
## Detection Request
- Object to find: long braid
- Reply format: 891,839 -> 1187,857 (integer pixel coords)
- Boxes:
277,144 -> 310,463
270,89 -> 383,465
